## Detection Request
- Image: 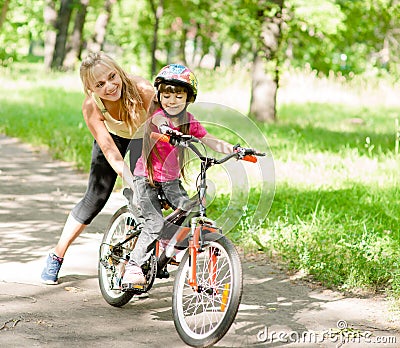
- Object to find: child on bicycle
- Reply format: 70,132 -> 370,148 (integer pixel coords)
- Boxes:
122,64 -> 241,287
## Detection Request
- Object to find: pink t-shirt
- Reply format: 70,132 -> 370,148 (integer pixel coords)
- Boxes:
134,110 -> 208,182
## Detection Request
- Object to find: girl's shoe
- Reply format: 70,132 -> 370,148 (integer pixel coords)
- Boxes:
41,253 -> 63,285
121,263 -> 146,288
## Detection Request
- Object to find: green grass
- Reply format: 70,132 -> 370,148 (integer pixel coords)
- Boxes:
1,61 -> 400,299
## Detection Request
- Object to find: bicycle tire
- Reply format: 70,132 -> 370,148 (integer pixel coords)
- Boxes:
98,206 -> 138,307
172,233 -> 243,348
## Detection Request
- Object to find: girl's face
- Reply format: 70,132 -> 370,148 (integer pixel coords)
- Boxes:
89,63 -> 122,101
160,90 -> 188,116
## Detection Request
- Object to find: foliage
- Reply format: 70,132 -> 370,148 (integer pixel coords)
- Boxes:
282,0 -> 400,77
2,0 -> 400,78
0,0 -> 44,65
1,57 -> 400,300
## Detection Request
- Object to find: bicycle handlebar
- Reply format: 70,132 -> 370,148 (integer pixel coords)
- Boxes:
150,131 -> 265,163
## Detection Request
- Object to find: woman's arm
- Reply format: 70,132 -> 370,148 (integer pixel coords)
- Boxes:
82,97 -> 136,189
200,133 -> 234,154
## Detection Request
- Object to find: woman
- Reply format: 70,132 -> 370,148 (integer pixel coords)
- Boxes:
41,51 -> 155,285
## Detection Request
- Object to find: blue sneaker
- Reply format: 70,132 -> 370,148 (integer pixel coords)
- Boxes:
41,253 -> 63,285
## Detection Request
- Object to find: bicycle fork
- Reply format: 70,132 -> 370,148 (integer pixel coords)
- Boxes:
187,217 -> 230,311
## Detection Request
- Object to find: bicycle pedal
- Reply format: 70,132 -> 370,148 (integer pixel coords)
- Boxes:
156,268 -> 170,279
121,283 -> 147,293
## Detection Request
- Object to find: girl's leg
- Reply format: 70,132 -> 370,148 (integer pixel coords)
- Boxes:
128,177 -> 164,266
162,179 -> 191,210
122,177 -> 164,287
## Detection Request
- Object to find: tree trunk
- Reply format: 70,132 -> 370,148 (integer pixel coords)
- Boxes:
51,0 -> 74,70
63,0 -> 88,70
178,27 -> 187,66
214,42 -> 223,69
88,0 -> 117,53
0,0 -> 10,31
250,55 -> 277,122
43,0 -> 57,70
149,0 -> 164,77
249,0 -> 284,122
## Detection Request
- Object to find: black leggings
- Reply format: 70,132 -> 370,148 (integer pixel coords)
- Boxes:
71,134 -> 142,225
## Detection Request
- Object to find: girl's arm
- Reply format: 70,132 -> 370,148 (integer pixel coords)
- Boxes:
82,97 -> 136,189
200,133 -> 234,154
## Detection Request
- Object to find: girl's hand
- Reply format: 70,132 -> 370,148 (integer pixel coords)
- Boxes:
159,124 -> 183,136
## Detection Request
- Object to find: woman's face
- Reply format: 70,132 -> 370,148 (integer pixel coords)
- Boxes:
89,63 -> 122,101
159,90 -> 188,116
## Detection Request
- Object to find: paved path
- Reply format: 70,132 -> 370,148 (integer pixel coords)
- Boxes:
0,134 -> 399,348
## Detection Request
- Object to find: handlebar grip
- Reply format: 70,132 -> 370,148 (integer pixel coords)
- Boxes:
150,132 -> 170,143
242,155 -> 257,163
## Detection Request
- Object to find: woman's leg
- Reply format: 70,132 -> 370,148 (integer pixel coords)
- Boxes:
55,137 -> 144,257
42,135 -> 131,284
54,214 -> 87,258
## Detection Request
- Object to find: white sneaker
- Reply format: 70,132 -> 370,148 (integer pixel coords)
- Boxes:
121,264 -> 146,286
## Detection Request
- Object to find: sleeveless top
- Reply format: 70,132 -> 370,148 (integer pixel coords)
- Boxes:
91,93 -> 146,139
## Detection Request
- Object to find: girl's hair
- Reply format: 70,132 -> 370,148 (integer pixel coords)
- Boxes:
80,51 -> 144,132
144,83 -> 191,187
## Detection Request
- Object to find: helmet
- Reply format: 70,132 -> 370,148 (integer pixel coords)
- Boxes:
154,64 -> 198,102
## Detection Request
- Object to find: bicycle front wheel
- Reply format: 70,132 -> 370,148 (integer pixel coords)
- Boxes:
98,206 -> 139,307
172,233 -> 243,348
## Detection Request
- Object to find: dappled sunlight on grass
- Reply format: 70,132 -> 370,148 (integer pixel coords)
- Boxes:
275,152 -> 398,189
278,68 -> 400,108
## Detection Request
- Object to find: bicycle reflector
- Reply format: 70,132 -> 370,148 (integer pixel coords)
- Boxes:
220,283 -> 230,312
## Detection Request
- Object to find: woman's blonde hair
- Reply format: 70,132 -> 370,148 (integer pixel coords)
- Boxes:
80,51 -> 144,131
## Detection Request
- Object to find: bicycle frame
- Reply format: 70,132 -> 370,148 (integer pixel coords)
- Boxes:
152,133 -> 258,292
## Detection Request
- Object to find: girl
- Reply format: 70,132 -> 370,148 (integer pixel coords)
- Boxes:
41,52 -> 154,284
122,64 -> 237,287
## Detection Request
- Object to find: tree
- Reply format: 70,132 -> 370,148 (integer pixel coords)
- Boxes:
51,0 -> 74,70
88,0 -> 117,52
148,0 -> 164,77
250,0 -> 284,122
43,0 -> 57,70
0,0 -> 10,31
63,0 -> 89,70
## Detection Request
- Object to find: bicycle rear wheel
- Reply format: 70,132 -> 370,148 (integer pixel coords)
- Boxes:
172,233 -> 243,348
98,206 -> 138,307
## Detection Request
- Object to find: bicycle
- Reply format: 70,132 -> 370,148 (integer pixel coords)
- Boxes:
98,131 -> 265,348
